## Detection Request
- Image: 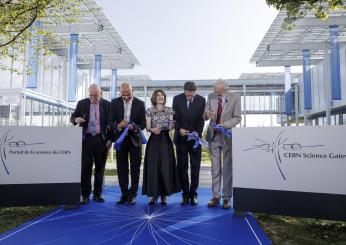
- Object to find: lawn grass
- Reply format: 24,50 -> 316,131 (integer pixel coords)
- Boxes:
104,168 -> 117,176
0,206 -> 56,234
254,213 -> 346,245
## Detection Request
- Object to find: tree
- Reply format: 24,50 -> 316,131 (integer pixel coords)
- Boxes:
0,0 -> 85,72
266,0 -> 346,29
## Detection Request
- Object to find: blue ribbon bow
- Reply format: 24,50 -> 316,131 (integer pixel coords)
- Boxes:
187,132 -> 209,149
114,123 -> 147,151
212,123 -> 232,138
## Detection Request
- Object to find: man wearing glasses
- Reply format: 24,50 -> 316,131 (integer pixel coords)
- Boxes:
70,84 -> 111,205
109,83 -> 146,205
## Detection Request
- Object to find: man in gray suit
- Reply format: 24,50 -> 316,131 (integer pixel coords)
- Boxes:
204,79 -> 241,209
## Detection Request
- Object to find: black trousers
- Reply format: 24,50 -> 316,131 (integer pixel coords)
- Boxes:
81,134 -> 107,198
176,140 -> 201,198
116,137 -> 142,197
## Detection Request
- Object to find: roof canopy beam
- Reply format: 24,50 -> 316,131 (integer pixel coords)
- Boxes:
77,63 -> 133,69
256,59 -> 323,67
51,47 -> 121,57
295,16 -> 346,27
268,42 -> 325,51
42,24 -> 102,34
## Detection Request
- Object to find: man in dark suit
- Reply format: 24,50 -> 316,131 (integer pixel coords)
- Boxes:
109,82 -> 146,205
70,84 -> 111,205
173,81 -> 206,206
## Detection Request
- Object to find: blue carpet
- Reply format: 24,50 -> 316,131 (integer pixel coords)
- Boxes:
0,187 -> 271,245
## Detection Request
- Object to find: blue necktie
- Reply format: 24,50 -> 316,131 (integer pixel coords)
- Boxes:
89,104 -> 97,136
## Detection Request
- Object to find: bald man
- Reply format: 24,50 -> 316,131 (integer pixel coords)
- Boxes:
109,83 -> 146,205
71,84 -> 111,205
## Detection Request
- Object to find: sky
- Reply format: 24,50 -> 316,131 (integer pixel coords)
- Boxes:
96,0 -> 282,80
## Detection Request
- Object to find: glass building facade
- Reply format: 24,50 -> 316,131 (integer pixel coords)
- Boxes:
0,51 -> 90,127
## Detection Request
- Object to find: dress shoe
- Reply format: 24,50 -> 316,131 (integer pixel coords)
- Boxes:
128,196 -> 136,205
207,197 -> 220,208
181,196 -> 189,206
148,197 -> 157,205
190,196 -> 198,206
116,196 -> 128,205
222,199 -> 231,209
81,197 -> 89,205
93,195 -> 105,202
160,196 -> 167,205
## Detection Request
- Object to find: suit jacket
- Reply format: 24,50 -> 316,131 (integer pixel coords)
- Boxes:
70,98 -> 111,142
203,92 -> 241,143
173,93 -> 206,144
109,96 -> 146,144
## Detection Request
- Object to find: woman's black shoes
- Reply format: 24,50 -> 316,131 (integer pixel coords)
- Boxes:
160,196 -> 167,205
148,197 -> 157,205
148,196 -> 167,205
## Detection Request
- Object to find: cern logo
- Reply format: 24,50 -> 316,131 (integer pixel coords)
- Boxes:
0,129 -> 44,175
243,131 -> 324,180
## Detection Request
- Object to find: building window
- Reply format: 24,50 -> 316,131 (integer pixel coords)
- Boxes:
43,103 -> 52,126
25,99 -> 32,126
31,100 -> 43,126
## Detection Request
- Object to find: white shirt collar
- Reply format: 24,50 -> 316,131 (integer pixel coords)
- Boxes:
123,97 -> 133,105
186,96 -> 195,102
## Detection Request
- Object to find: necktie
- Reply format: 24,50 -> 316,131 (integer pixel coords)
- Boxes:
216,96 -> 222,124
89,104 -> 97,136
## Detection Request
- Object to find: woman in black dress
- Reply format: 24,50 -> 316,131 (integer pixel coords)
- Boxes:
142,89 -> 180,205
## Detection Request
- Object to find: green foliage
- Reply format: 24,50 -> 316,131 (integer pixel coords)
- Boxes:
266,0 -> 346,30
0,0 -> 85,73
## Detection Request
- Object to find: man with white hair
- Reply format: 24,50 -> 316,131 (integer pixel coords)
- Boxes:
71,84 -> 111,205
204,79 -> 241,209
109,82 -> 146,205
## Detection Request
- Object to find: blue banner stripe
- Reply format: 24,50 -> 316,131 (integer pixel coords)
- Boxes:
329,25 -> 342,100
26,21 -> 41,89
111,69 -> 117,99
94,55 -> 102,85
302,49 -> 312,110
68,34 -> 78,102
285,89 -> 292,116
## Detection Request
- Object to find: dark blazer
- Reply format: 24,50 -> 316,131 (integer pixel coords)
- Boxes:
172,93 -> 206,144
70,98 -> 111,142
109,96 -> 146,143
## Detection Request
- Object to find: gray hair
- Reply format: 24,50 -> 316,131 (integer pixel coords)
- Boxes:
214,79 -> 228,89
88,84 -> 101,93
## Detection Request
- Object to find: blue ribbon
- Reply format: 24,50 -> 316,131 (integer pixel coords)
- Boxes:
140,130 -> 147,144
187,132 -> 209,149
114,123 -> 147,151
162,119 -> 175,128
213,123 -> 232,138
114,125 -> 130,151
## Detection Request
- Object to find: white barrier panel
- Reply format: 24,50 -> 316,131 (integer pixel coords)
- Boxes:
0,126 -> 82,206
233,126 -> 346,221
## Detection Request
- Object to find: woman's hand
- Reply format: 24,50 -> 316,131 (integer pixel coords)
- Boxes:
169,120 -> 175,130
